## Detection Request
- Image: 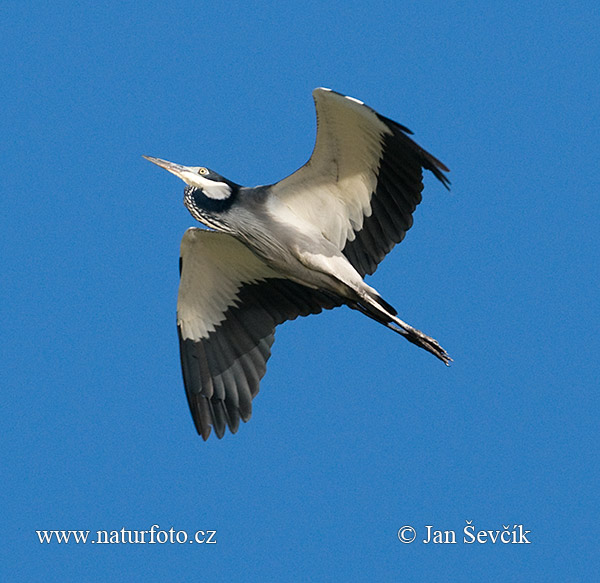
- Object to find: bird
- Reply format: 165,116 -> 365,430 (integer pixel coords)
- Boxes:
144,87 -> 450,440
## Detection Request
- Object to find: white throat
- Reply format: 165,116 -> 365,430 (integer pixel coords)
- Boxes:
200,179 -> 232,200
180,172 -> 232,200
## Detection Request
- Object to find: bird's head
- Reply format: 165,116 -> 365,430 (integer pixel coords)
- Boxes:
143,156 -> 239,223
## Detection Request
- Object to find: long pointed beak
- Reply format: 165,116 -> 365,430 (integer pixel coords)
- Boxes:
142,155 -> 193,182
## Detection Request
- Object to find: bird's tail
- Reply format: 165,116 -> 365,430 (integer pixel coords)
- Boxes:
353,295 -> 452,366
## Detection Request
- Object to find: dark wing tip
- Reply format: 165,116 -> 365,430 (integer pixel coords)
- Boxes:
424,153 -> 451,191
200,425 -> 211,441
378,113 -> 451,190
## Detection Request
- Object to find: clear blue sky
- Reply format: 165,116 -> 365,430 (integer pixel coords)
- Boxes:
3,1 -> 598,581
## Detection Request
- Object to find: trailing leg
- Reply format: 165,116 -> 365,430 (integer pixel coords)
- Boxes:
351,297 -> 452,365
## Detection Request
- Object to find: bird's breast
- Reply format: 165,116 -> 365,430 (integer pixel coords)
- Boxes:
229,207 -> 363,299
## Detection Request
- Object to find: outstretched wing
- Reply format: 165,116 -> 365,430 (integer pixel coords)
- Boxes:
178,228 -> 341,440
271,88 -> 450,277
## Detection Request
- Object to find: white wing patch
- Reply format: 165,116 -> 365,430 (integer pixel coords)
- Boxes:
177,229 -> 278,339
271,88 -> 391,251
343,95 -> 365,105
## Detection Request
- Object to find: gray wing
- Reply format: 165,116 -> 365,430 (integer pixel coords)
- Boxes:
271,88 -> 450,277
178,228 -> 341,440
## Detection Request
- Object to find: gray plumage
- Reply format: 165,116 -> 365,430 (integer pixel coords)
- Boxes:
144,88 -> 451,440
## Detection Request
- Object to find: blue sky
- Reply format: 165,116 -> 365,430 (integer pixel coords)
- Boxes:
2,1 -> 598,580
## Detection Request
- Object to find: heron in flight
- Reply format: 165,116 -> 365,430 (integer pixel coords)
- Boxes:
145,88 -> 450,440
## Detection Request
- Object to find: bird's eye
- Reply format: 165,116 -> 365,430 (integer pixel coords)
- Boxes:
198,167 -> 209,175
